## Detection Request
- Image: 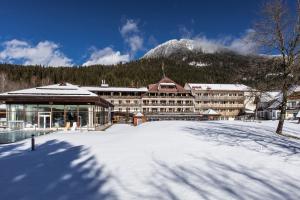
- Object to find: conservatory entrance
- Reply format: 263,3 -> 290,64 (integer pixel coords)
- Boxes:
38,112 -> 51,129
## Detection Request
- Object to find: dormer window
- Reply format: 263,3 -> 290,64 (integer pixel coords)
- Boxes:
159,83 -> 176,90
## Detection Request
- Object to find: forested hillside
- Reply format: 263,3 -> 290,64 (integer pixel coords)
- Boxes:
0,52 -> 282,92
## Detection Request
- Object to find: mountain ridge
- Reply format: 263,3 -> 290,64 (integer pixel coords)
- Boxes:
142,38 -> 231,59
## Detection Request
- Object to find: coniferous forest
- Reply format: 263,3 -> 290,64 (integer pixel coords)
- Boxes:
0,52 -> 292,92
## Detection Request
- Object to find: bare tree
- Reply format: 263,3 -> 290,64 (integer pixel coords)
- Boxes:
253,0 -> 300,134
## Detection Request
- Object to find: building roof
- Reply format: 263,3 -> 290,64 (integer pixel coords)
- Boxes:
0,83 -> 113,107
82,86 -> 148,93
265,86 -> 300,110
148,76 -> 187,93
293,86 -> 300,92
260,91 -> 281,103
0,83 -> 97,97
185,83 -> 250,91
134,112 -> 144,117
202,109 -> 220,115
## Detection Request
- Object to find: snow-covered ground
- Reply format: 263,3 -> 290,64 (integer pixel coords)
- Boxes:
0,120 -> 300,200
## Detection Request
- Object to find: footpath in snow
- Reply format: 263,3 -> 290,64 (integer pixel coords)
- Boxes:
0,120 -> 300,200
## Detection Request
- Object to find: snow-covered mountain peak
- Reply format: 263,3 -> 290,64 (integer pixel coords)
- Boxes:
142,39 -> 227,59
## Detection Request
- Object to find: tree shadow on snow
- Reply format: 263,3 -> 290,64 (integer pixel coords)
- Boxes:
0,142 -> 26,157
183,122 -> 300,158
118,157 -> 300,200
0,140 -> 118,200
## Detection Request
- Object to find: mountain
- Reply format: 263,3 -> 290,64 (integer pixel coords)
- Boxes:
143,39 -> 229,59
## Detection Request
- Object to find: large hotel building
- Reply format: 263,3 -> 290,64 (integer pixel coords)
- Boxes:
1,76 -> 299,131
83,77 -> 253,121
0,76 -> 257,130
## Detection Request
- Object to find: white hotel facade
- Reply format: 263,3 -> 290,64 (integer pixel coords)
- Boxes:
82,77 -> 254,121
0,77 -> 256,130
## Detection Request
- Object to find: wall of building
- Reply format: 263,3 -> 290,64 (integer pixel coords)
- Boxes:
5,104 -> 111,130
191,90 -> 245,118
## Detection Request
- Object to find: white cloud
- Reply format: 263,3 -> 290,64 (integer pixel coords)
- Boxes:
120,19 -> 144,55
228,29 -> 257,54
83,47 -> 130,66
120,19 -> 139,37
189,29 -> 258,54
192,37 -> 225,53
0,39 -> 73,67
127,35 -> 143,53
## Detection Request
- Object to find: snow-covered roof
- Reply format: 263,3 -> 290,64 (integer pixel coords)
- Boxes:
260,91 -> 281,103
265,86 -> 300,109
296,111 -> 300,118
134,112 -> 144,117
202,109 -> 220,115
0,83 -> 97,97
291,85 -> 300,93
268,99 -> 281,109
82,86 -> 148,93
185,83 -> 250,91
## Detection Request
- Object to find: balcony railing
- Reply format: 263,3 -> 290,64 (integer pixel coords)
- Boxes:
287,105 -> 300,110
102,96 -> 142,99
142,103 -> 194,106
194,96 -> 245,100
114,103 -> 142,107
142,96 -> 192,99
143,111 -> 195,114
198,104 -> 244,108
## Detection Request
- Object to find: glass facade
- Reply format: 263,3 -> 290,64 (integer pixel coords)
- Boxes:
6,104 -> 111,130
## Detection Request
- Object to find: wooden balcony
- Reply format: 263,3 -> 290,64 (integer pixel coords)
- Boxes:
194,96 -> 245,100
101,95 -> 142,99
198,104 -> 244,108
142,96 -> 193,99
142,103 -> 194,107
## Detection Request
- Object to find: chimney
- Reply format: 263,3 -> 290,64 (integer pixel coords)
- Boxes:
101,80 -> 109,87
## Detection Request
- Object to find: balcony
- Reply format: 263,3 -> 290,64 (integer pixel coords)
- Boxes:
194,96 -> 245,100
115,103 -> 142,107
198,104 -> 244,108
287,105 -> 300,110
143,111 -> 196,115
142,103 -> 194,107
102,96 -> 142,99
142,96 -> 192,99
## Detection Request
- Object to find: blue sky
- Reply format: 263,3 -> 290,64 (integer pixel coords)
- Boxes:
0,0 -> 292,66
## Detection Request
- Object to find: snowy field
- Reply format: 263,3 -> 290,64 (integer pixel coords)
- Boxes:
0,120 -> 300,200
